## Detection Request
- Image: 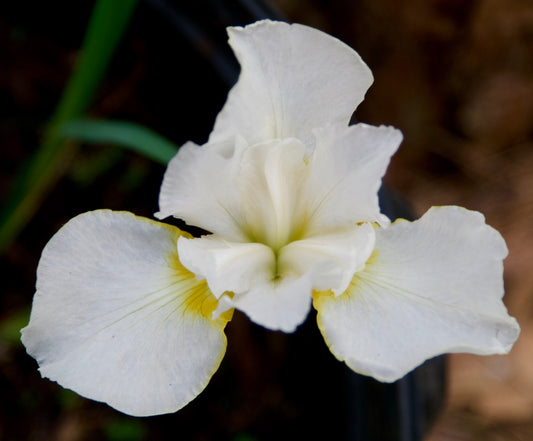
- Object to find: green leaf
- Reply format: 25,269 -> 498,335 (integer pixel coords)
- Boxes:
0,0 -> 139,253
60,119 -> 179,165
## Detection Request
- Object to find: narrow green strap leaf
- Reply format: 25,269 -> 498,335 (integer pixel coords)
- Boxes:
53,0 -> 140,122
0,0 -> 139,253
60,119 -> 179,165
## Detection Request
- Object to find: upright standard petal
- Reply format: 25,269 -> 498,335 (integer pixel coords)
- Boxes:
314,206 -> 520,382
209,20 -> 373,147
158,136 -> 310,248
21,211 -> 230,416
156,139 -> 247,241
300,124 -> 403,236
236,137 -> 308,249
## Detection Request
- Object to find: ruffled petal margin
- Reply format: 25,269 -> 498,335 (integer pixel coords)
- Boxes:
314,206 -> 520,382
209,20 -> 373,147
21,210 -> 230,416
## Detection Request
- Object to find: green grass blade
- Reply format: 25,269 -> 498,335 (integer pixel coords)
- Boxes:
60,119 -> 179,165
0,0 -> 139,253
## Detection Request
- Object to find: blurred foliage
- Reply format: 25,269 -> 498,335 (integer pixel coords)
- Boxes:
60,119 -> 178,165
0,307 -> 29,345
0,0 -> 139,252
104,418 -> 146,441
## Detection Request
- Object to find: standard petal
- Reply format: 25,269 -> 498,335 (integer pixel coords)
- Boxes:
314,206 -> 520,383
209,20 -> 373,147
155,140 -> 247,241
301,124 -> 403,235
21,210 -> 230,416
279,223 -> 375,295
158,136 -> 310,249
236,137 -> 308,249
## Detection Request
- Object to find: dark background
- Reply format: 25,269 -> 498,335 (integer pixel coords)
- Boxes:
1,0 -> 532,440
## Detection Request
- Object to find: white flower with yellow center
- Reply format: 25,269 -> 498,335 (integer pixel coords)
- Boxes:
22,20 -> 519,417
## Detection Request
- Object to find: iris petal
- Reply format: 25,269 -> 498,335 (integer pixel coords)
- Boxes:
156,139 -> 247,241
177,235 -> 276,298
279,223 -> 375,295
301,124 -> 403,235
178,235 -> 312,332
314,206 -> 519,382
209,20 -> 373,147
21,211 -> 229,416
218,274 -> 313,333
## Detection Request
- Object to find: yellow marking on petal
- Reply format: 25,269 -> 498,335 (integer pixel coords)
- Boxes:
161,223 -> 233,329
312,288 -> 335,308
149,222 -> 230,404
313,285 -> 353,363
313,251 -> 380,362
313,248 -> 380,307
390,217 -> 410,225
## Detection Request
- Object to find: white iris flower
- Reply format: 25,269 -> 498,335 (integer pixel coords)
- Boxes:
22,20 -> 519,417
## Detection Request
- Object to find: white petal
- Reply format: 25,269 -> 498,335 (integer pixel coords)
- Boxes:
279,223 -> 375,295
156,140 -> 247,241
177,235 -> 275,298
158,136 -> 310,249
209,20 -> 373,147
314,206 -> 520,382
236,137 -> 308,249
301,124 -> 402,235
178,235 -> 312,332
21,211 -> 230,416
219,274 -> 313,333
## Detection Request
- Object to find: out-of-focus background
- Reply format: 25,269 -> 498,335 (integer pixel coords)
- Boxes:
1,0 -> 532,440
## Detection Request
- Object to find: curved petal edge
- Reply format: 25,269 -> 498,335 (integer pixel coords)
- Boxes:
314,206 -> 520,382
21,210 -> 229,416
210,19 -> 374,147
